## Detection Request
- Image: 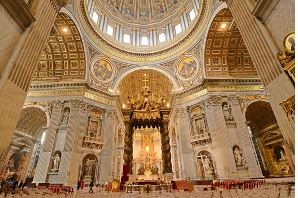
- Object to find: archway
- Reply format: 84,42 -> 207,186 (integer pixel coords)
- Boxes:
2,106 -> 47,181
32,12 -> 86,83
80,154 -> 99,184
119,70 -> 174,182
245,101 -> 294,177
204,9 -> 258,78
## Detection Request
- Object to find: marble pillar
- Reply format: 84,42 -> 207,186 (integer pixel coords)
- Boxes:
99,110 -> 117,182
176,107 -> 196,179
229,97 -> 263,178
222,0 -> 294,151
204,97 -> 236,179
0,0 -> 68,171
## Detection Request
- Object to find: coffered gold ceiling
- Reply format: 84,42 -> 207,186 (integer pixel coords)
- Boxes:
204,9 -> 258,78
32,13 -> 85,82
118,70 -> 173,107
15,107 -> 47,137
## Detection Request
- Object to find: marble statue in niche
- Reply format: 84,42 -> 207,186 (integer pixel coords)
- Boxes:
233,146 -> 247,167
51,153 -> 61,172
61,107 -> 70,124
197,151 -> 215,179
222,102 -> 233,121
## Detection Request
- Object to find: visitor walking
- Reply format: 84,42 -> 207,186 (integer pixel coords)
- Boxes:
89,181 -> 94,193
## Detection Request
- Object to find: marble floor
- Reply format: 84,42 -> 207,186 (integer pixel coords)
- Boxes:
0,186 -> 294,198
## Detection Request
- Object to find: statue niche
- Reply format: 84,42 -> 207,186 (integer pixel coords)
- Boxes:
232,145 -> 247,168
81,154 -> 98,183
190,106 -> 208,136
61,107 -> 70,125
197,151 -> 215,180
222,102 -> 234,122
50,151 -> 61,173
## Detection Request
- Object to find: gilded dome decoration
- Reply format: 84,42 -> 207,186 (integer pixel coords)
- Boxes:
118,70 -> 173,108
75,0 -> 211,63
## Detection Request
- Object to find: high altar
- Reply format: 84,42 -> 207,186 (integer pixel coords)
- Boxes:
132,127 -> 162,180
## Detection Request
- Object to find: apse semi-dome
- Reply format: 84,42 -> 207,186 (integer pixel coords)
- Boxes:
76,0 -> 211,63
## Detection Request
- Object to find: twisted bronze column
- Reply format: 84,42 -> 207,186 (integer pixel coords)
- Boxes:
160,119 -> 173,174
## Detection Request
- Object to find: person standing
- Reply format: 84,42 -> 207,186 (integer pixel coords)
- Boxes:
89,181 -> 94,193
77,181 -> 80,191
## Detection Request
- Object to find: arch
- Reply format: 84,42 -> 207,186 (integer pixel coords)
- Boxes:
245,101 -> 277,132
111,66 -> 181,92
80,153 -> 99,182
204,8 -> 258,78
245,101 -> 294,177
15,107 -> 47,138
32,12 -> 86,82
117,69 -> 174,108
201,3 -> 228,77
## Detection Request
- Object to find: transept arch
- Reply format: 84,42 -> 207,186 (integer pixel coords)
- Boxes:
204,8 -> 258,78
112,66 -> 180,93
245,101 -> 294,177
32,12 -> 86,82
15,107 -> 47,138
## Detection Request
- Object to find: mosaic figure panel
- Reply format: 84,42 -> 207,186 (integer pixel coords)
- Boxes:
177,56 -> 198,81
92,58 -> 114,82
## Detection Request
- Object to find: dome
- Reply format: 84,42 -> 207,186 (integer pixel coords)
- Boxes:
76,0 -> 211,63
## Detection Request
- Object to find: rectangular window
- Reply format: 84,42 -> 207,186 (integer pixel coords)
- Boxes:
141,36 -> 149,46
189,9 -> 196,21
92,11 -> 99,23
175,24 -> 182,35
123,34 -> 131,44
159,33 -> 166,43
106,25 -> 114,36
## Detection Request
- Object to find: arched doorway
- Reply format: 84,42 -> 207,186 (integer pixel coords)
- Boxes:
80,154 -> 99,184
196,150 -> 216,180
2,106 -> 47,182
245,101 -> 294,177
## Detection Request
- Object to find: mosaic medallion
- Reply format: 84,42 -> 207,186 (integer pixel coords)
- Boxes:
176,55 -> 199,81
92,58 -> 114,82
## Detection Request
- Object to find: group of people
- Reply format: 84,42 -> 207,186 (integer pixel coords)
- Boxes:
0,178 -> 26,196
211,180 -> 266,190
77,180 -> 95,193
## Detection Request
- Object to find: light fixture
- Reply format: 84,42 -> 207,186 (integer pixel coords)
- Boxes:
145,146 -> 150,152
166,103 -> 170,108
122,104 -> 126,108
219,22 -> 228,30
62,27 -> 68,33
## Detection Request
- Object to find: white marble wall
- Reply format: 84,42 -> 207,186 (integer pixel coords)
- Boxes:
175,107 -> 196,179
174,93 -> 263,180
99,110 -> 117,183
